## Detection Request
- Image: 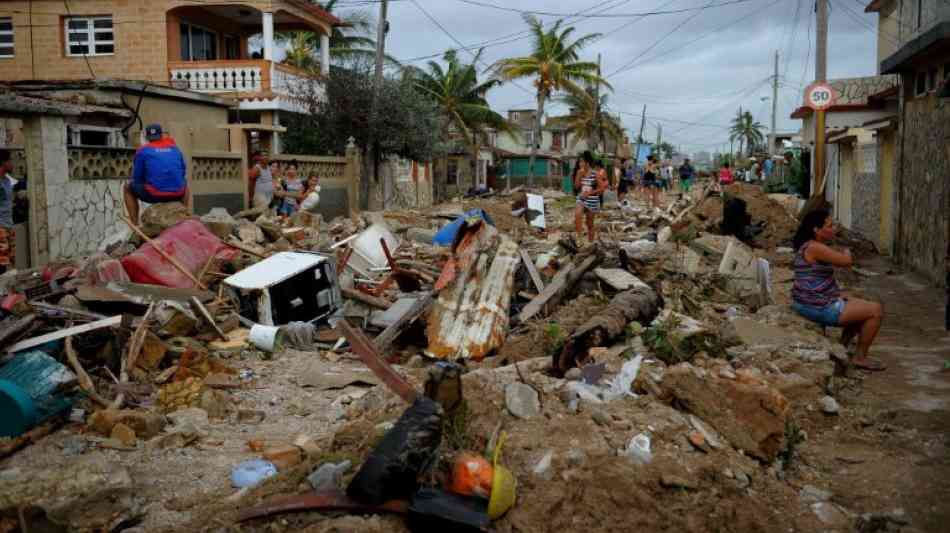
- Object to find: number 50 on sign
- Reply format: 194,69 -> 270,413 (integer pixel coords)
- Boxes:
805,82 -> 837,111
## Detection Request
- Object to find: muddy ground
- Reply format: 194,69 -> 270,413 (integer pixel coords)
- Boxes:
3,184 -> 949,533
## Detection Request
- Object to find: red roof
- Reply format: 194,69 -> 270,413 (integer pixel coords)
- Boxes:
286,0 -> 344,26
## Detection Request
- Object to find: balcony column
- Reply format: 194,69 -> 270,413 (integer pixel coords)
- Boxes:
262,12 -> 275,61
320,32 -> 330,76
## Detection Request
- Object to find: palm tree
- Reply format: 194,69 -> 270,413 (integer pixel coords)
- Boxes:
493,15 -> 609,187
559,88 -> 624,153
729,108 -> 765,158
283,33 -> 319,72
409,49 -> 511,192
658,142 -> 675,160
277,0 -> 398,72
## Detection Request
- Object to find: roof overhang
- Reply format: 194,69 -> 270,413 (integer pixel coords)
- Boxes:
828,131 -> 858,145
790,103 -> 877,119
881,21 -> 950,74
862,117 -> 898,131
3,80 -> 232,108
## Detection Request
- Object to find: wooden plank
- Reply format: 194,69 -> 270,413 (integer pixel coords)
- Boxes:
225,237 -> 269,259
29,302 -> 107,322
0,314 -> 37,349
373,291 -> 435,352
191,297 -> 228,341
336,320 -> 418,404
341,288 -> 392,310
514,251 -> 601,325
520,248 -> 545,293
5,315 -> 123,354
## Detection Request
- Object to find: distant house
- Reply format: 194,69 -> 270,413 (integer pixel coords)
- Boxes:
865,0 -> 950,284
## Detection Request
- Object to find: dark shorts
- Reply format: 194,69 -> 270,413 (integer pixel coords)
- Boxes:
129,181 -> 186,204
618,179 -> 630,194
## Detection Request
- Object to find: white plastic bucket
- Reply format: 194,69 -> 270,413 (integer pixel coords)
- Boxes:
249,324 -> 282,352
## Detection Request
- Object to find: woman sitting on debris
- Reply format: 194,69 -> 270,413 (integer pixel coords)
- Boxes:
574,151 -> 608,242
791,210 -> 886,371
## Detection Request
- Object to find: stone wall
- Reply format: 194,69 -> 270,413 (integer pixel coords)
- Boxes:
896,90 -> 950,286
369,158 -> 433,211
851,142 -> 881,249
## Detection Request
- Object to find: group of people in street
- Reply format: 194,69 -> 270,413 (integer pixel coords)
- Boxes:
247,152 -> 322,217
119,123 -> 325,237
572,150 -> 697,242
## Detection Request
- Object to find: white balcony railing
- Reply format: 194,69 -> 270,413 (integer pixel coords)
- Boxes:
169,60 -> 266,93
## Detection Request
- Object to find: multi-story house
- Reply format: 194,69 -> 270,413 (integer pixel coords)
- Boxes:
0,0 -> 339,153
866,0 -> 950,285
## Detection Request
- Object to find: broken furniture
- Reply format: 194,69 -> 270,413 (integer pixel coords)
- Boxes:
224,252 -> 341,326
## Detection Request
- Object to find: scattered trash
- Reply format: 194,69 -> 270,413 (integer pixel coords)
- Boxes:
347,397 -> 443,505
308,460 -> 352,492
224,252 -> 341,326
231,459 -> 278,488
622,433 -> 653,465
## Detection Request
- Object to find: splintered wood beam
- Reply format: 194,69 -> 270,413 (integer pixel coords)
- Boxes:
520,249 -> 545,293
335,320 -> 418,404
514,248 -> 602,325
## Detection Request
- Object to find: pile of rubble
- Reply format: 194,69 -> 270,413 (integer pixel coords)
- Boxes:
0,181 -> 872,532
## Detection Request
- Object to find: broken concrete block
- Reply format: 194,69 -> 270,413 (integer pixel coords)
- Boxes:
200,208 -> 238,240
87,409 -> 166,439
237,220 -> 266,244
137,331 -> 168,370
263,445 -> 303,470
662,363 -> 789,461
594,268 -> 649,291
406,227 -> 437,245
505,383 -> 541,419
141,202 -> 189,238
657,226 -> 673,245
0,453 -> 140,530
110,423 -> 137,447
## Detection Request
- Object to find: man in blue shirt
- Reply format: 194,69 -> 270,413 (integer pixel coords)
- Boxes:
124,124 -> 189,224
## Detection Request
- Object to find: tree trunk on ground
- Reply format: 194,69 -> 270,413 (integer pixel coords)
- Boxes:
555,283 -> 661,375
528,91 -> 545,189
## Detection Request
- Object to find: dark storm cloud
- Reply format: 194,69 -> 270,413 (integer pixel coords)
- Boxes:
377,0 -> 878,152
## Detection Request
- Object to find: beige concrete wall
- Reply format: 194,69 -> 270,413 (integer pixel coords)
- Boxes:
0,0 -> 332,84
836,143 -> 855,229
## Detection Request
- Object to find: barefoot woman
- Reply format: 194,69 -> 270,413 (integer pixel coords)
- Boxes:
791,210 -> 886,370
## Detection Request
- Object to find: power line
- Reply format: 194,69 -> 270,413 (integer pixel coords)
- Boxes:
798,7 -> 813,90
396,0 -> 628,63
606,0 -> 782,77
408,0 -> 538,97
606,0 -> 719,78
453,0 -> 759,18
62,0 -> 96,80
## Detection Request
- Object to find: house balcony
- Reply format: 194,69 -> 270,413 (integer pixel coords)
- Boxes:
168,60 -> 324,112
165,1 -> 339,112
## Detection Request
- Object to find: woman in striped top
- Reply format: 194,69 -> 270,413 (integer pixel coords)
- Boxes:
574,151 -> 608,242
791,210 -> 886,371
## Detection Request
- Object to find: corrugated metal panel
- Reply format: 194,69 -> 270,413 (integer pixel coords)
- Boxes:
224,252 -> 327,290
426,223 -> 520,360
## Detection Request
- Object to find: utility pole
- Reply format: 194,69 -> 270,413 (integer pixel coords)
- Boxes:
770,50 -> 779,156
655,123 -> 662,157
594,54 -> 602,153
635,104 -> 646,169
369,0 -> 389,209
813,0 -> 828,199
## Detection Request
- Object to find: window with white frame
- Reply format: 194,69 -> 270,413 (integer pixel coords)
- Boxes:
0,18 -> 13,58
66,16 -> 114,56
523,129 -> 536,148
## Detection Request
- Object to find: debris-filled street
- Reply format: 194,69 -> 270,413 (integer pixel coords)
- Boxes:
1,180 -> 948,533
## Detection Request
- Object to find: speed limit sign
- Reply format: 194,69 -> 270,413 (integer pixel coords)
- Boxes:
805,82 -> 837,111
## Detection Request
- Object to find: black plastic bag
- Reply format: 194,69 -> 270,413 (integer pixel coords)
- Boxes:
407,488 -> 490,533
347,397 -> 443,505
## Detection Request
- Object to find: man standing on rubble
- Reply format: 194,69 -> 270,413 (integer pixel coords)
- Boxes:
124,124 -> 190,225
679,158 -> 695,194
0,149 -> 18,273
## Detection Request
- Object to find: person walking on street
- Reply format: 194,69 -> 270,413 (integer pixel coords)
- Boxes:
679,158 -> 695,194
574,151 -> 608,242
618,158 -> 631,202
643,155 -> 661,209
124,124 -> 189,225
0,149 -> 19,273
248,152 -> 275,209
718,161 -> 734,189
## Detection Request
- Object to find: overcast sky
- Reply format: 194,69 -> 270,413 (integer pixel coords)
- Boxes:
339,0 -> 880,155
